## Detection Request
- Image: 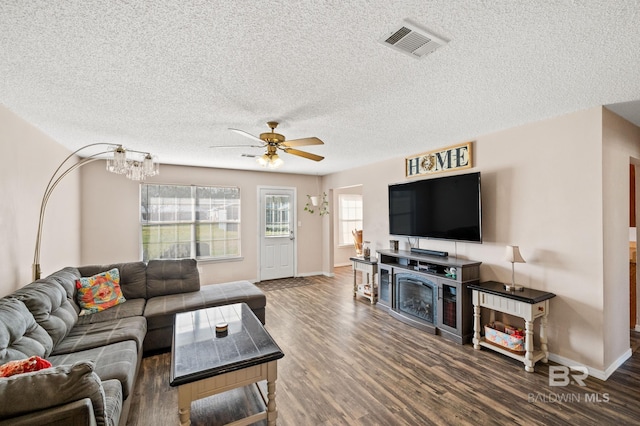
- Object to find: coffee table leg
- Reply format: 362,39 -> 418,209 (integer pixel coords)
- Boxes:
178,385 -> 191,426
267,361 -> 278,426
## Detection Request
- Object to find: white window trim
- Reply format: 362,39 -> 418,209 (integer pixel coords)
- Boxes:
338,193 -> 363,246
140,184 -> 241,262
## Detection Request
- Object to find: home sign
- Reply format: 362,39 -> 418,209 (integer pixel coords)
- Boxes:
405,142 -> 473,178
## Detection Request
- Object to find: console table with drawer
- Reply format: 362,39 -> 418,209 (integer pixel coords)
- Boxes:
469,281 -> 556,372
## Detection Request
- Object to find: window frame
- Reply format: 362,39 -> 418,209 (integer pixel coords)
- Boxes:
140,183 -> 241,262
338,193 -> 363,247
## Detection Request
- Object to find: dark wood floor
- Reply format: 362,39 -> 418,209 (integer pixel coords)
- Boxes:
127,267 -> 640,426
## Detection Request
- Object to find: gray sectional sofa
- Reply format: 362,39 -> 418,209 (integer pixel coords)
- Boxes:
0,259 -> 266,426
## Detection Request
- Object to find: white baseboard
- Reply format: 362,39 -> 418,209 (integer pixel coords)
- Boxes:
296,271 -> 333,278
603,348 -> 633,379
547,348 -> 632,381
635,324 -> 640,332
334,262 -> 351,268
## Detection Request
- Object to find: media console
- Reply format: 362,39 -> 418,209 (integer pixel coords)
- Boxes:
376,249 -> 481,344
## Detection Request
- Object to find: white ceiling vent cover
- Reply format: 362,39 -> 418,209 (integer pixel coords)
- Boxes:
379,19 -> 448,59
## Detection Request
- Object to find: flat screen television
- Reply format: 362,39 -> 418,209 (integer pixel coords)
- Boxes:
388,171 -> 482,242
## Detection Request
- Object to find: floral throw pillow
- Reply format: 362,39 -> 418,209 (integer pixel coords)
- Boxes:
75,268 -> 126,316
0,356 -> 52,378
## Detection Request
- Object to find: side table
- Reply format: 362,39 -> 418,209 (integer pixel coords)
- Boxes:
468,281 -> 555,372
350,256 -> 377,304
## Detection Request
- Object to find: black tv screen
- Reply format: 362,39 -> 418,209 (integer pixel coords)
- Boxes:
388,172 -> 482,242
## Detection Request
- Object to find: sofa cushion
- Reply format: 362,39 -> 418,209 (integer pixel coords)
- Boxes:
0,361 -> 108,425
144,281 -> 266,331
146,258 -> 200,298
52,316 -> 147,355
46,267 -> 83,314
76,268 -> 127,316
78,262 -> 148,300
48,340 -> 139,400
76,298 -> 146,325
0,399 -> 95,426
0,297 -> 54,362
102,379 -> 123,426
12,279 -> 78,348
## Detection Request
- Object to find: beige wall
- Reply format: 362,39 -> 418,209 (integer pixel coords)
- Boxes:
79,161 -> 325,285
0,105 -> 81,296
324,107 -> 637,378
602,107 -> 640,369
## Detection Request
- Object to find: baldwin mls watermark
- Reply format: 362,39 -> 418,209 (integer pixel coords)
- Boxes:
527,366 -> 610,404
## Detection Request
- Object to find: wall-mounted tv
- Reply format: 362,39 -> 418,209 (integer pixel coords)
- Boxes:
388,171 -> 482,243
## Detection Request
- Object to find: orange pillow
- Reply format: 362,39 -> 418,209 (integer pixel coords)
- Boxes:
0,356 -> 52,378
75,268 -> 126,316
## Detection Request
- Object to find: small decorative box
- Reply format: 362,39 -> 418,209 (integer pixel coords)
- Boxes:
484,321 -> 525,353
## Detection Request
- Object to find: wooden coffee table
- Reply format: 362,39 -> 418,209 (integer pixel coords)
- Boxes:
170,303 -> 284,426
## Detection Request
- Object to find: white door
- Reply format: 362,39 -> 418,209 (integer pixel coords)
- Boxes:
259,188 -> 295,281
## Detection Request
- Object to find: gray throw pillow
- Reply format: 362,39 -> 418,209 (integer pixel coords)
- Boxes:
0,360 -> 108,425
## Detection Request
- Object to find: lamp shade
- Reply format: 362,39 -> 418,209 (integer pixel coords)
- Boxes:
504,245 -> 526,263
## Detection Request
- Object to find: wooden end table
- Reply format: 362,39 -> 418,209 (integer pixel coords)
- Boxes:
170,303 -> 284,425
350,256 -> 378,304
469,281 -> 555,372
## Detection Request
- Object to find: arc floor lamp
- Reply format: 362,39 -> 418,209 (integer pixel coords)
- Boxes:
32,143 -> 159,280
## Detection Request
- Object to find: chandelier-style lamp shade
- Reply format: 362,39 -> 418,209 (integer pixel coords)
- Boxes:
504,245 -> 526,291
106,146 -> 159,180
33,143 -> 159,280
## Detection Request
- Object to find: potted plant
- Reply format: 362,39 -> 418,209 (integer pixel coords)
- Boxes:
304,192 -> 329,216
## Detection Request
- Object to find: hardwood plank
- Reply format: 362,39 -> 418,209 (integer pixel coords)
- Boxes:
128,267 -> 640,425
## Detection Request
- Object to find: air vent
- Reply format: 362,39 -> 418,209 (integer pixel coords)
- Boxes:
379,19 -> 448,59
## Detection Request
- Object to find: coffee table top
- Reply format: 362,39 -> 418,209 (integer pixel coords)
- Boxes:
170,303 -> 284,387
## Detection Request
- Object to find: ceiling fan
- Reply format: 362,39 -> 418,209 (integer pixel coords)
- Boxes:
212,121 -> 324,169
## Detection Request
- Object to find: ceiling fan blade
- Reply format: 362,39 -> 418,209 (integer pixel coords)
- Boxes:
284,147 -> 324,161
281,137 -> 324,147
210,144 -> 263,148
229,128 -> 264,143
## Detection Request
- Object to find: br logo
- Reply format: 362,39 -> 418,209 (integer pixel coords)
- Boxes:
548,366 -> 588,387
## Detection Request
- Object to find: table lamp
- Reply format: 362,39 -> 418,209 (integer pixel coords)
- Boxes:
504,245 -> 526,291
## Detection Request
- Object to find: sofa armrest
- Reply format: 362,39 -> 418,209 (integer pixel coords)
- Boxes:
0,361 -> 108,425
0,398 -> 97,426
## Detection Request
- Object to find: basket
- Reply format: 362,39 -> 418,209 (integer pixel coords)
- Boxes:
357,283 -> 377,296
484,322 -> 525,353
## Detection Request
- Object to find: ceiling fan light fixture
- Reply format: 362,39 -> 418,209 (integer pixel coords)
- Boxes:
256,152 -> 283,169
225,122 -> 324,168
269,155 -> 283,169
256,154 -> 269,166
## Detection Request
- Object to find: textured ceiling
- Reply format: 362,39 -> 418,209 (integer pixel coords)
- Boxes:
2,1 -> 640,175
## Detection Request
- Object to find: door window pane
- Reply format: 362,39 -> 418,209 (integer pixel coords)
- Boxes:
265,195 -> 290,237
